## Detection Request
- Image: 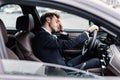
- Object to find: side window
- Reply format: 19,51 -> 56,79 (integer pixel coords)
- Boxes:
0,4 -> 23,30
36,6 -> 89,30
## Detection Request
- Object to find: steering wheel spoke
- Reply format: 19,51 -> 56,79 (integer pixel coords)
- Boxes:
82,30 -> 98,56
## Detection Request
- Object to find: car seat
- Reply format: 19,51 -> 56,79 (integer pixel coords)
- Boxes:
15,14 -> 41,61
0,19 -> 19,59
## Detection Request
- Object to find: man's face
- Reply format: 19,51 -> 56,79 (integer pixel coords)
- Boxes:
49,15 -> 60,32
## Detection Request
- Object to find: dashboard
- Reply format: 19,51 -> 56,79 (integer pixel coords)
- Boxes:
107,45 -> 120,75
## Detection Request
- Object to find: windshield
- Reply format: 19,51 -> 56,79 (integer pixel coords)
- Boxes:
0,60 -> 100,78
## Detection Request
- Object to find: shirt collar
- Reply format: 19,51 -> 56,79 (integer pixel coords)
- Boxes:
42,27 -> 52,35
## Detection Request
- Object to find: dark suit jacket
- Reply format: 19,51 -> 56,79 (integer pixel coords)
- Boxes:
33,28 -> 88,65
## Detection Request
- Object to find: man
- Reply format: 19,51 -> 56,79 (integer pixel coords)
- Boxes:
33,12 -> 100,70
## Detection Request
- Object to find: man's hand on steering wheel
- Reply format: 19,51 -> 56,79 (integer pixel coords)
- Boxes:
87,25 -> 99,33
82,25 -> 99,56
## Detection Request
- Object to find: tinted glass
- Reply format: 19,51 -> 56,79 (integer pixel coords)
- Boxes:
0,4 -> 23,29
36,6 -> 89,30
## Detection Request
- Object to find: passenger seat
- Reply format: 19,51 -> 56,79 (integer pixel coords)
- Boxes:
15,14 -> 41,61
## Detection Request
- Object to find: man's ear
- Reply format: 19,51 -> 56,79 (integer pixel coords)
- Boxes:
46,17 -> 50,23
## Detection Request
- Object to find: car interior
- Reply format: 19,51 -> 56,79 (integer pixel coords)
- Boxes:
0,3 -> 120,77
0,19 -> 19,59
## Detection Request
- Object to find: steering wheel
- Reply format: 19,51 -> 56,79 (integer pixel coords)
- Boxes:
82,30 -> 98,56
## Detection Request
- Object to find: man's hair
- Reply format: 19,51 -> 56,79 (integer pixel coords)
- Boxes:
40,12 -> 60,26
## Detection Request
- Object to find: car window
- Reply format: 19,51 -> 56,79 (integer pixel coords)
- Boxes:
0,4 -> 23,30
36,6 -> 89,30
1,59 -> 99,78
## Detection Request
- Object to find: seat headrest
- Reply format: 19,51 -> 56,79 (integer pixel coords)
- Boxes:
16,14 -> 34,32
0,19 -> 8,44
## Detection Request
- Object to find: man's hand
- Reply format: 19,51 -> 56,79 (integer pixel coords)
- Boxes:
87,25 -> 99,33
58,21 -> 64,32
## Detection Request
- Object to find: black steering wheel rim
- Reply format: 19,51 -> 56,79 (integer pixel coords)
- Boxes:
82,30 -> 98,56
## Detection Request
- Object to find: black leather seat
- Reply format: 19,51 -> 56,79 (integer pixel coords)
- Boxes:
15,14 -> 41,61
0,19 -> 19,59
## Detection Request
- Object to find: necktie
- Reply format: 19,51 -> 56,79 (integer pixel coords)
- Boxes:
52,34 -> 57,39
